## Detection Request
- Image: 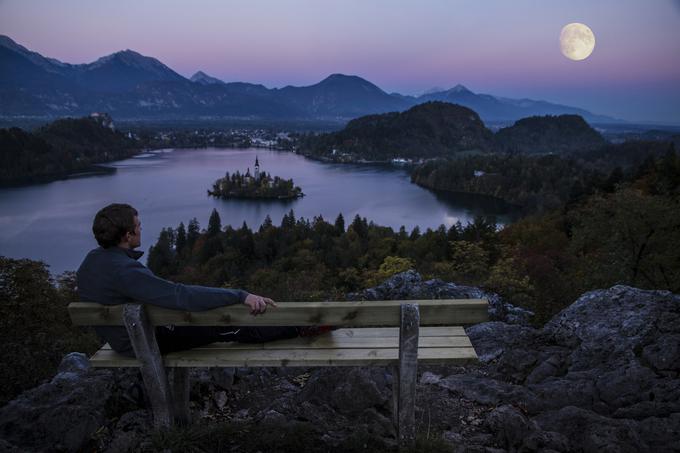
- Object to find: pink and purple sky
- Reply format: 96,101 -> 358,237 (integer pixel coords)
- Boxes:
2,0 -> 679,123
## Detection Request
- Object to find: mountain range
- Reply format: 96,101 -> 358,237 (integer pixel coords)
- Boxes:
0,35 -> 619,124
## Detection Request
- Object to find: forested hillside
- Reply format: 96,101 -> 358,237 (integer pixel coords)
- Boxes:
411,140 -> 674,213
297,101 -> 494,161
494,114 -> 606,153
0,115 -> 138,186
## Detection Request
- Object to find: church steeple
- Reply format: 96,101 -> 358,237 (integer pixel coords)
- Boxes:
254,156 -> 260,181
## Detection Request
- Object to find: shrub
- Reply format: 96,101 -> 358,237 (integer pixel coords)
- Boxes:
0,257 -> 99,405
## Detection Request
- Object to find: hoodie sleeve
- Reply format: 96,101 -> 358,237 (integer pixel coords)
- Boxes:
116,259 -> 248,311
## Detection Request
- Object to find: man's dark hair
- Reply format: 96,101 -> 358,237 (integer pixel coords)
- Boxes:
93,203 -> 138,248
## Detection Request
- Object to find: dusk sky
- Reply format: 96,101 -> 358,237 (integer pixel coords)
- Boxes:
2,0 -> 679,123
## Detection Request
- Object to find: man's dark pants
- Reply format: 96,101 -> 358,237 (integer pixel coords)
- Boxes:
155,326 -> 299,354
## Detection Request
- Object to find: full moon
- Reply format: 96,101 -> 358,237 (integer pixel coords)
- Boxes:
560,23 -> 595,61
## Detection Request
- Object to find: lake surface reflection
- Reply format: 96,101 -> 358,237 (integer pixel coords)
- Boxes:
0,148 -> 515,274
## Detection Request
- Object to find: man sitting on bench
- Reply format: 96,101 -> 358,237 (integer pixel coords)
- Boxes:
77,203 -> 325,357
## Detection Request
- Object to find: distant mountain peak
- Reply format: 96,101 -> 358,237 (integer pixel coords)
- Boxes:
0,34 -> 25,52
190,70 -> 225,85
315,73 -> 384,93
318,73 -> 368,85
420,84 -> 473,97
422,86 -> 446,95
448,84 -> 472,94
90,49 -> 151,67
324,73 -> 354,80
84,49 -> 185,84
0,34 -> 70,70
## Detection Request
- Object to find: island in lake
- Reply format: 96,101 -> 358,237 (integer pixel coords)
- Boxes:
208,157 -> 304,200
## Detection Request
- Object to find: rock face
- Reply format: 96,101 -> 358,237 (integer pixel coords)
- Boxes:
460,284 -> 680,452
0,275 -> 678,452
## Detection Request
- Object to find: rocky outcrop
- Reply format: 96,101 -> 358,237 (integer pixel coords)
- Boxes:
1,275 -> 678,452
347,269 -> 534,325
0,353 -> 116,452
436,284 -> 680,452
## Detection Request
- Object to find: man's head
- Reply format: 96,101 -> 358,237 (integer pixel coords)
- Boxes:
92,203 -> 141,249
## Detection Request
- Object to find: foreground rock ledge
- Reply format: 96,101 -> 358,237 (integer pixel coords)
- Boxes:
0,273 -> 678,452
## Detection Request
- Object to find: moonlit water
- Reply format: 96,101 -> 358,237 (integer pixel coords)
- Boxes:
0,148 -> 515,274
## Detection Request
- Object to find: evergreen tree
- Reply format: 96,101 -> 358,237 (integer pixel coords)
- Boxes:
350,214 -> 368,239
187,218 -> 200,248
281,209 -> 296,229
334,213 -> 345,234
175,222 -> 187,252
147,228 -> 175,275
208,209 -> 222,236
260,214 -> 273,232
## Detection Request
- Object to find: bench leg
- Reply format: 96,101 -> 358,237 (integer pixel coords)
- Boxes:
390,364 -> 399,430
171,367 -> 191,425
123,304 -> 175,428
397,303 -> 420,449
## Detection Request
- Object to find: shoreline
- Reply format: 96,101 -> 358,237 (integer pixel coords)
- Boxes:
0,164 -> 121,189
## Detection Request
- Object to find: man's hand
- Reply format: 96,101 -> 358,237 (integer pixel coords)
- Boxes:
243,293 -> 277,316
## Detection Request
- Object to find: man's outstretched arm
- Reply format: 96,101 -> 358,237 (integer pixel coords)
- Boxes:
117,260 -> 273,313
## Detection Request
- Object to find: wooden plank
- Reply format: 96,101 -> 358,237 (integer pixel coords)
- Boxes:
100,335 -> 472,350
170,368 -> 190,426
390,364 -> 399,430
334,327 -> 467,337
69,299 -> 489,327
89,346 -> 479,368
397,304 -> 419,448
98,327 -> 467,343
123,304 -> 174,428
222,336 -> 470,350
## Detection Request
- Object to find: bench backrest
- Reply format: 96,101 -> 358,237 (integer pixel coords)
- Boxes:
69,299 -> 488,327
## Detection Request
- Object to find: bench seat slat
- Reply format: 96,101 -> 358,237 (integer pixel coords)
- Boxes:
333,326 -> 466,337
69,299 -> 488,327
101,335 -> 472,350
90,346 -> 479,367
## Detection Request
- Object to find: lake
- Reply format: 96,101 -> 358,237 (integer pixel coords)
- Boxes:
0,148 -> 515,274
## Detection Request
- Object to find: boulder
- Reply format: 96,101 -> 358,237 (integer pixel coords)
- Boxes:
297,367 -> 389,414
0,354 -> 114,452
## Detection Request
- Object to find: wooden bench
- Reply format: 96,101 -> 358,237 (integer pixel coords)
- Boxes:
68,299 -> 488,447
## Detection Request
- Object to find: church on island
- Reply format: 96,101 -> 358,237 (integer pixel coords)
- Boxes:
244,156 -> 262,183
208,156 -> 304,200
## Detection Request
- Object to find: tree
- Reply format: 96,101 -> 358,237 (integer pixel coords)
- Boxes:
350,214 -> 368,239
260,214 -> 273,231
147,228 -> 175,276
446,240 -> 490,285
334,213 -> 345,235
371,256 -> 415,284
208,209 -> 222,236
187,218 -> 200,249
0,257 -> 98,405
568,188 -> 680,291
175,222 -> 187,252
281,209 -> 296,230
485,256 -> 535,310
